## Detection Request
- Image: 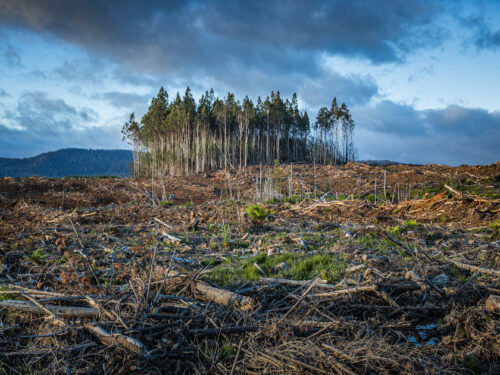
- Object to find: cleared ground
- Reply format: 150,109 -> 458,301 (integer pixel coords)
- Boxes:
0,162 -> 499,374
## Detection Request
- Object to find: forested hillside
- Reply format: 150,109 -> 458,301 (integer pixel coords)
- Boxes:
0,148 -> 133,177
122,88 -> 356,176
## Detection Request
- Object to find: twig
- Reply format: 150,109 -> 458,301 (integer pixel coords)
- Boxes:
279,277 -> 320,322
230,338 -> 243,375
20,292 -> 66,327
448,259 -> 500,277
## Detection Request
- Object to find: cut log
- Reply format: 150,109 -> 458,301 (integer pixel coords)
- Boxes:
485,294 -> 500,312
161,270 -> 254,312
192,278 -> 254,312
345,264 -> 367,273
0,300 -> 99,318
85,324 -> 144,354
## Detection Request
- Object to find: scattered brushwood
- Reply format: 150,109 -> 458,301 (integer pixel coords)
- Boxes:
0,163 -> 499,374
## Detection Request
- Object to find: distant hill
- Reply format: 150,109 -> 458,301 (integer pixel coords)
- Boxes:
0,148 -> 133,177
356,160 -> 422,166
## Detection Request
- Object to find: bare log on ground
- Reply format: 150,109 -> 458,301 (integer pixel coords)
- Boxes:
163,270 -> 254,312
0,300 -> 99,319
85,324 -> 144,354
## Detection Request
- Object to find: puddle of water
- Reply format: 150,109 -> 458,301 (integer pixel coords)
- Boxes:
408,336 -> 418,345
408,323 -> 441,346
415,323 -> 439,330
426,337 -> 439,345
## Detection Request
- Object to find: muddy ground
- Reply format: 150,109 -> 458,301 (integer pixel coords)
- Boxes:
0,162 -> 499,374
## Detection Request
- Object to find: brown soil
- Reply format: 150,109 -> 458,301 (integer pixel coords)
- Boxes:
0,163 -> 499,374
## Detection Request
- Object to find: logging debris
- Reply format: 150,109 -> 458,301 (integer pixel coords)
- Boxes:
0,162 -> 499,373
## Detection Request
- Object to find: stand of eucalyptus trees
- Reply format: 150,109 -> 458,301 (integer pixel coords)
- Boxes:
122,87 -> 355,177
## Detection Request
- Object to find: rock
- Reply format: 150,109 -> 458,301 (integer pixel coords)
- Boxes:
432,274 -> 449,286
485,295 -> 500,312
272,262 -> 290,273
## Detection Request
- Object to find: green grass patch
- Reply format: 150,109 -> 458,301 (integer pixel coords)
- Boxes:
159,200 -> 174,207
354,232 -> 398,255
206,253 -> 347,286
485,190 -> 500,199
200,258 -> 220,267
403,219 -> 419,228
491,220 -> 500,238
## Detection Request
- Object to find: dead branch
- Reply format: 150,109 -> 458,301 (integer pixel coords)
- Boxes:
0,300 -> 99,319
85,324 -> 144,354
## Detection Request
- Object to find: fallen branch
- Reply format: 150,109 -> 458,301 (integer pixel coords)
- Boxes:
449,259 -> 500,277
20,291 -> 66,327
311,284 -> 377,298
443,184 -> 462,198
85,324 -> 144,354
154,217 -> 175,230
0,300 -> 99,319
260,277 -> 328,286
164,270 -> 254,312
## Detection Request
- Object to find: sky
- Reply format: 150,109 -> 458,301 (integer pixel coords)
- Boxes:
0,0 -> 499,165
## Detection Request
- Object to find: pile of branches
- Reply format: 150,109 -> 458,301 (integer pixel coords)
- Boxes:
1,230 -> 499,374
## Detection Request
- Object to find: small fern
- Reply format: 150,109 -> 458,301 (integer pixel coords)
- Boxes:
245,204 -> 271,226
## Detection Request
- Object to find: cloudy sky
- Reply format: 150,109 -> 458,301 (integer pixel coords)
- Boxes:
0,0 -> 499,165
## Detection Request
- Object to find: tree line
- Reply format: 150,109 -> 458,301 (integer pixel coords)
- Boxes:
121,87 -> 356,177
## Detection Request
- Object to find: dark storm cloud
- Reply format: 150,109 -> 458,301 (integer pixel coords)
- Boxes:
0,0 -> 445,79
355,102 -> 500,165
299,71 -> 378,109
93,92 -> 152,109
355,101 -> 426,136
